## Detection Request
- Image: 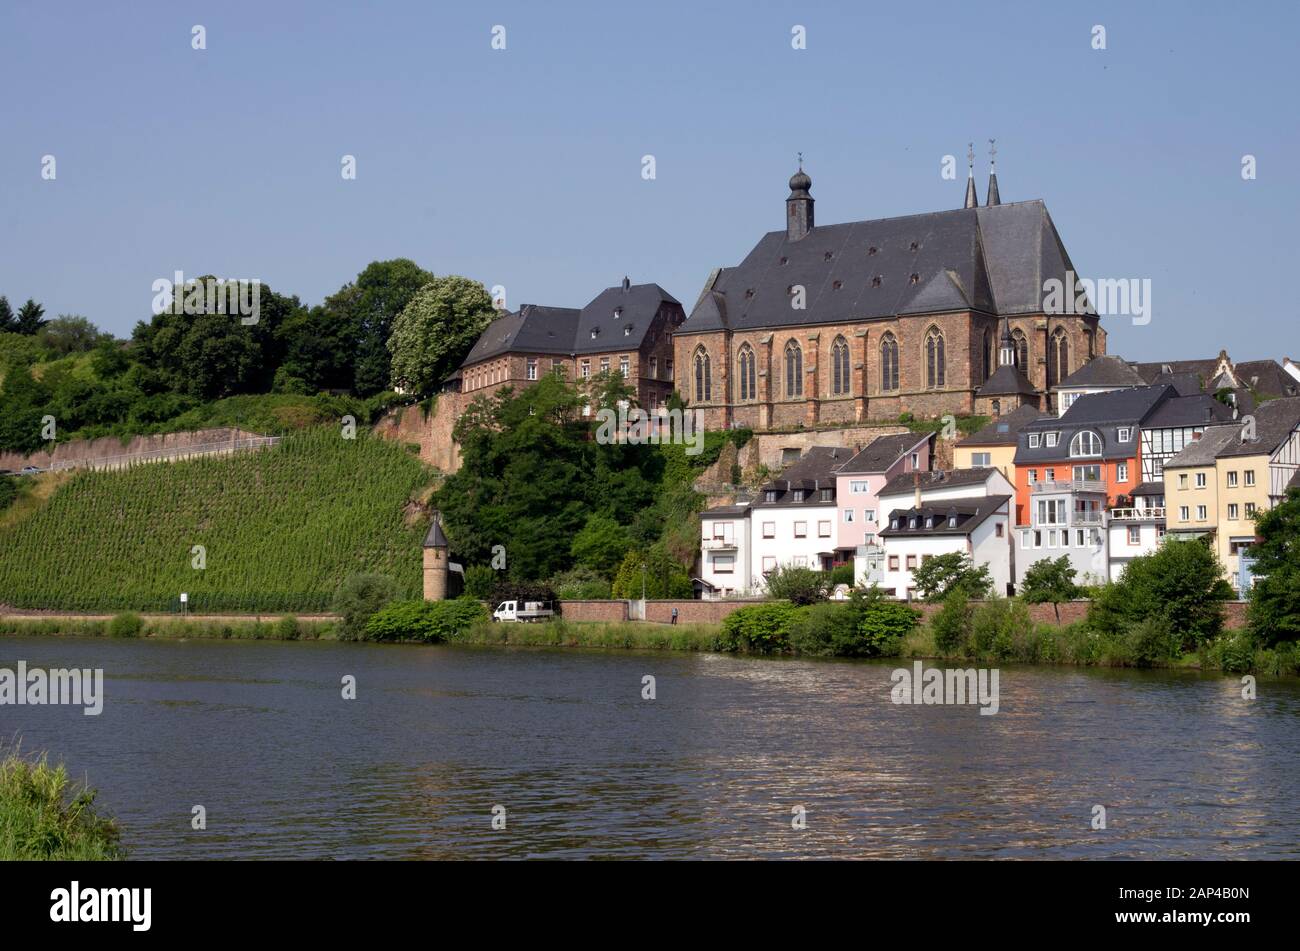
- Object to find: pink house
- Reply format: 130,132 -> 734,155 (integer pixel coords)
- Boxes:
834,432 -> 934,557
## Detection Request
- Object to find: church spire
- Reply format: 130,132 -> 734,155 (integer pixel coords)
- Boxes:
963,142 -> 979,209
986,138 -> 1001,206
998,318 -> 1015,367
786,153 -> 814,241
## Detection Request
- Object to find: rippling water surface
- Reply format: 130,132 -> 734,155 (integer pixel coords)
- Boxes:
2,636 -> 1297,859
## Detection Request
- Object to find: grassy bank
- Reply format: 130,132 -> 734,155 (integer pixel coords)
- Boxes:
0,614 -> 336,640
0,752 -> 122,860
455,618 -> 724,651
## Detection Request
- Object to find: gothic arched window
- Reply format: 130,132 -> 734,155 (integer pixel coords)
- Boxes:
784,340 -> 803,398
830,336 -> 850,396
693,347 -> 711,403
737,344 -> 756,402
880,333 -> 899,392
1049,328 -> 1069,388
1011,329 -> 1029,373
925,327 -> 945,389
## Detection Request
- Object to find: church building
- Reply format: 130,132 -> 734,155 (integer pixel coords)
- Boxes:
672,158 -> 1105,428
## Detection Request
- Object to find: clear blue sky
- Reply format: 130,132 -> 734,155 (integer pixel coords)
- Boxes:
2,0 -> 1296,362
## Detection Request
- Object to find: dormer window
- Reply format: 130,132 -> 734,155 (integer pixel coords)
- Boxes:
1029,434 -> 1041,448
613,307 -> 622,319
948,515 -> 957,528
871,276 -> 882,288
792,489 -> 806,502
819,488 -> 832,501
909,517 -> 918,529
624,325 -> 632,336
1070,430 -> 1103,457
1118,427 -> 1131,442
925,516 -> 934,528
1045,432 -> 1059,448
590,328 -> 599,339
765,490 -> 778,502
909,273 -> 919,285
891,517 -> 899,529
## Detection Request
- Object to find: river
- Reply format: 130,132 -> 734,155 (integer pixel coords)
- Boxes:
2,636 -> 1297,859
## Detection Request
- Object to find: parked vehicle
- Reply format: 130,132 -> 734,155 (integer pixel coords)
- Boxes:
20,466 -> 42,475
492,600 -> 556,623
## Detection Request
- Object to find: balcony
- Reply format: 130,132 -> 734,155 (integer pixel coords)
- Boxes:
702,538 -> 738,551
1110,507 -> 1166,521
1031,479 -> 1107,494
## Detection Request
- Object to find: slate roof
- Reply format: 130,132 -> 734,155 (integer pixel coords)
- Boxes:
878,467 -> 1002,499
1131,481 -> 1166,497
423,516 -> 448,548
1216,396 -> 1300,459
699,503 -> 751,518
460,283 -> 681,366
1131,359 -> 1225,388
879,494 -> 1011,538
838,432 -> 933,474
1015,385 -> 1172,464
1163,425 -> 1241,469
957,404 -> 1049,446
1236,360 -> 1300,399
1142,393 -> 1234,429
1055,354 -> 1147,390
976,363 -> 1038,397
677,195 -> 1082,334
753,446 -> 855,507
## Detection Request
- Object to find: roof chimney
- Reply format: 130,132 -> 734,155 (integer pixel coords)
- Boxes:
914,470 -> 922,509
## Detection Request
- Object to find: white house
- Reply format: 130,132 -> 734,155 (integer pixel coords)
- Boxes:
698,503 -> 752,597
1106,482 -> 1166,581
748,447 -> 854,588
834,432 -> 934,587
874,468 -> 1016,598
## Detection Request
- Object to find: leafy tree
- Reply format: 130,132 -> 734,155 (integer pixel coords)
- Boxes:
549,566 -> 612,600
1248,487 -> 1300,645
1020,555 -> 1081,622
463,565 -> 496,600
339,259 -> 435,396
13,299 -> 47,335
1088,538 -> 1233,649
912,552 -> 992,602
570,513 -> 633,578
610,546 -> 692,599
719,602 -> 803,653
36,315 -> 109,356
763,564 -> 830,605
333,572 -> 398,640
0,296 -> 14,332
387,276 -> 494,395
364,598 -> 488,642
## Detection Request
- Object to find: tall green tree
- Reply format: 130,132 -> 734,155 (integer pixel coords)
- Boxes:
0,296 -> 14,332
387,276 -> 494,395
14,299 -> 47,335
37,315 -> 110,356
1247,488 -> 1300,646
336,259 -> 434,396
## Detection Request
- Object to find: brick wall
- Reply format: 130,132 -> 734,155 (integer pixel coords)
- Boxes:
643,599 -> 767,624
912,599 -> 1249,629
559,600 -> 630,622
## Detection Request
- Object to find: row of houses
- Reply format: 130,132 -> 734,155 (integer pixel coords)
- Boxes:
698,354 -> 1300,599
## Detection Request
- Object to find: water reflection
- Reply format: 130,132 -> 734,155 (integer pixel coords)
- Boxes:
0,637 -> 1296,859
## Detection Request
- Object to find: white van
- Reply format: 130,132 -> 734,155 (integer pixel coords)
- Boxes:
492,600 -> 556,623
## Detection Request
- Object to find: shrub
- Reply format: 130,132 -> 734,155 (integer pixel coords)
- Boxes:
1125,615 -> 1181,667
931,591 -> 973,654
719,602 -> 804,653
106,612 -> 142,639
970,598 -> 1036,661
912,552 -> 992,602
274,615 -> 300,641
789,601 -> 857,656
1202,629 -> 1257,673
333,572 -> 398,640
364,598 -> 489,642
463,565 -> 495,600
549,567 -> 612,601
764,565 -> 829,605
0,751 -> 123,860
853,588 -> 921,657
828,564 -> 855,588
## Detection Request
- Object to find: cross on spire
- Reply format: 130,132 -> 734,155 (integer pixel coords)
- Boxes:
797,151 -> 804,170
988,138 -> 997,169
966,142 -> 974,175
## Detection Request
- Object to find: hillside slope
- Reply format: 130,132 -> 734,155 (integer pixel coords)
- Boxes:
0,429 -> 434,612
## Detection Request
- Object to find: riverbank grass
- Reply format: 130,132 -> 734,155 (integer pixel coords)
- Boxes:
0,614 -> 337,640
0,752 -> 122,860
457,618 -> 723,651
